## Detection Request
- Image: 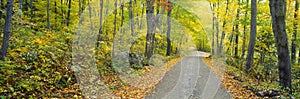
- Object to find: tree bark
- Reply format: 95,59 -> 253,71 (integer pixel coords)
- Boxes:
47,0 -> 50,30
218,0 -> 229,54
96,0 -> 104,47
129,0 -> 135,37
291,0 -> 299,63
0,0 -> 13,61
269,0 -> 292,90
66,0 -> 72,26
241,0 -> 249,59
216,0 -> 220,54
112,0 -> 117,57
145,0 -> 155,59
61,0 -> 64,24
245,0 -> 257,73
234,0 -> 241,58
166,3 -> 172,56
210,3 -> 216,55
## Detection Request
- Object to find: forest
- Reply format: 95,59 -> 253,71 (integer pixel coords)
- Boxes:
0,0 -> 299,98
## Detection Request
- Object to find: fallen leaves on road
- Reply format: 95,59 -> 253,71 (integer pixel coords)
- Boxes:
100,57 -> 182,98
203,57 -> 260,99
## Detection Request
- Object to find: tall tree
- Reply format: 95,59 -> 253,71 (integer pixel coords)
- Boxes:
215,0 -> 220,54
112,0 -> 117,56
269,0 -> 292,90
66,0 -> 72,26
241,0 -> 249,58
47,0 -> 51,30
245,0 -> 257,72
96,0 -> 104,47
218,0 -> 229,54
145,0 -> 155,59
129,0 -> 135,36
291,0 -> 299,63
0,0 -> 14,61
166,2 -> 172,56
210,3 -> 216,55
234,0 -> 241,58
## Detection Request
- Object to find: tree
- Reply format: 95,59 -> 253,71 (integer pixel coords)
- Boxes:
241,0 -> 249,58
129,0 -> 135,37
0,0 -> 14,61
269,0 -> 292,90
234,0 -> 241,58
145,0 -> 155,59
245,0 -> 257,73
47,0 -> 51,30
66,0 -> 72,26
166,2 -> 172,56
210,3 -> 216,55
218,0 -> 229,54
96,0 -> 104,47
291,0 -> 299,63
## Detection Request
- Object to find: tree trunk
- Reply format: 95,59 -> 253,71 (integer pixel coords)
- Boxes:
79,0 -> 81,15
47,0 -> 50,30
30,0 -> 33,27
0,0 -> 13,61
291,0 -> 299,63
0,0 -> 2,19
61,0 -> 64,24
88,2 -> 93,31
19,0 -> 23,20
129,0 -> 135,36
216,0 -> 220,54
54,1 -> 57,27
166,3 -> 172,56
234,0 -> 241,58
96,0 -> 103,47
299,48 -> 300,64
66,0 -> 71,26
210,3 -> 216,55
145,0 -> 155,59
269,0 -> 292,90
241,0 -> 249,59
112,0 -> 117,56
245,0 -> 257,73
218,0 -> 229,54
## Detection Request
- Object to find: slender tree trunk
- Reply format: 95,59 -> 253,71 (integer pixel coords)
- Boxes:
88,2 -> 93,31
66,0 -> 72,26
96,0 -> 104,47
145,0 -> 155,59
216,0 -> 220,54
113,0 -> 117,38
47,0 -> 50,30
54,1 -> 57,27
79,0 -> 81,15
129,0 -> 135,36
139,3 -> 145,29
210,3 -> 216,55
166,3 -> 172,56
112,0 -> 117,56
19,0 -> 23,21
291,0 -> 299,63
0,0 -> 13,61
61,0 -> 64,25
241,0 -> 249,59
0,0 -> 2,19
245,0 -> 257,73
269,0 -> 292,90
299,48 -> 300,64
30,0 -> 33,27
234,0 -> 241,58
218,0 -> 229,54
